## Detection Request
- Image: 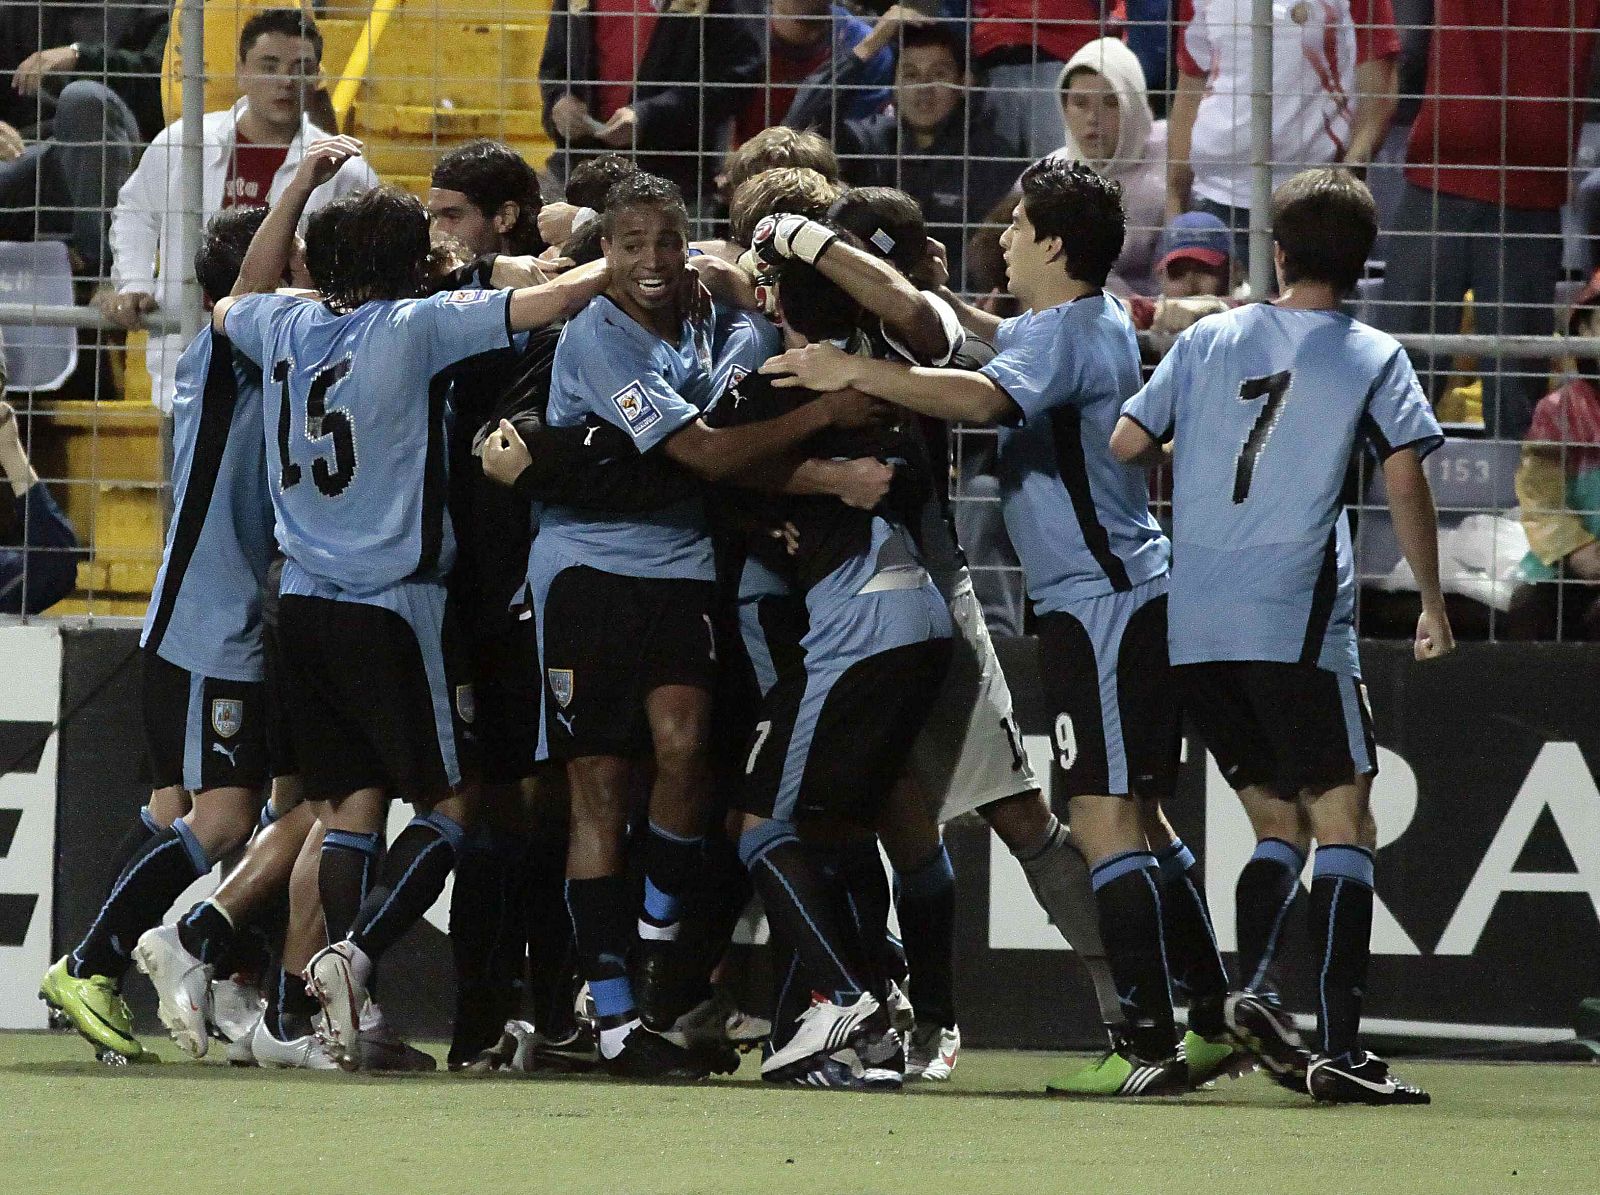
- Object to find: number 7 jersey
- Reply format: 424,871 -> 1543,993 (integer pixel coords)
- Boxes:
1122,304 -> 1443,675
225,288 -> 515,595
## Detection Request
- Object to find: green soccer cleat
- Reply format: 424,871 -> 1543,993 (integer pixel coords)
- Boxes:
1046,1035 -> 1188,1098
1180,1029 -> 1256,1088
39,957 -> 143,1061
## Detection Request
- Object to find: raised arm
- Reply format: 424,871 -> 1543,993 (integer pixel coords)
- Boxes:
1165,71 -> 1205,221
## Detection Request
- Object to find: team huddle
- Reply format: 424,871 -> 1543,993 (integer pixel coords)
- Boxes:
38,128 -> 1455,1103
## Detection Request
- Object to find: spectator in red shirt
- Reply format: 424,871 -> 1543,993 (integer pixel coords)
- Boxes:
972,0 -> 1110,161
732,0 -> 893,146
1381,0 -> 1600,438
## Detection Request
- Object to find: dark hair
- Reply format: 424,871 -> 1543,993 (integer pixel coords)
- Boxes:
565,154 -> 638,209
1270,168 -> 1377,295
728,167 -> 840,246
305,186 -> 431,312
195,206 -> 270,303
778,249 -> 862,344
828,186 -> 927,277
899,23 -> 967,76
725,127 -> 840,195
601,172 -> 689,239
430,139 -> 543,254
239,8 -> 323,62
564,219 -> 605,265
1018,156 -> 1124,288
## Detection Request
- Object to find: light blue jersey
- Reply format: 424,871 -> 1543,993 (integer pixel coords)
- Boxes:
225,288 -> 514,595
141,327 -> 274,682
1122,304 -> 1443,675
535,295 -> 720,582
981,293 -> 1170,611
710,306 -> 781,412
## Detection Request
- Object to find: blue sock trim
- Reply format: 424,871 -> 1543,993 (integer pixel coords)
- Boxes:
171,819 -> 210,875
139,806 -> 160,834
1313,844 -> 1375,889
1156,839 -> 1197,882
1252,837 -> 1307,875
258,801 -> 278,830
323,829 -> 382,857
737,820 -> 798,869
419,811 -> 466,855
590,975 -> 635,1019
646,820 -> 704,847
897,843 -> 954,902
1090,849 -> 1155,892
643,876 -> 678,924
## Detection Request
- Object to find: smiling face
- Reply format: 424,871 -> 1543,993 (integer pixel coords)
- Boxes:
238,31 -> 320,137
998,198 -> 1060,309
896,43 -> 964,138
603,201 -> 689,330
1062,69 -> 1121,164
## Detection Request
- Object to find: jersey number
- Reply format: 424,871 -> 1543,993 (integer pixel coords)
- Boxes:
1232,370 -> 1293,504
1053,713 -> 1077,772
745,720 -> 773,775
273,357 -> 358,498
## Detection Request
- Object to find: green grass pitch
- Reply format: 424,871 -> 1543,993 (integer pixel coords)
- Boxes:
2,1033 -> 1595,1194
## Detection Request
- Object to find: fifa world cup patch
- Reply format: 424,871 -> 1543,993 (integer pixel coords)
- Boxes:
455,684 -> 476,724
443,289 -> 494,305
211,698 -> 243,740
610,380 -> 663,437
547,668 -> 574,709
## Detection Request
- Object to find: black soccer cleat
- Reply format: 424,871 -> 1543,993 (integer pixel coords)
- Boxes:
633,939 -> 688,1033
1307,1051 -> 1431,1105
1224,990 -> 1313,1094
601,1026 -> 738,1080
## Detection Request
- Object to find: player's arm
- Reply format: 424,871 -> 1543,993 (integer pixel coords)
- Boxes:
505,259 -> 610,331
1110,416 -> 1168,467
1382,446 -> 1456,660
760,342 -> 1016,425
661,389 -> 883,482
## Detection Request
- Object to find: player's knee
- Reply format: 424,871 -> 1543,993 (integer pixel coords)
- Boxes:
182,791 -> 258,860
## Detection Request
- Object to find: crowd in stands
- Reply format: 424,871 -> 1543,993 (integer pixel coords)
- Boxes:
0,0 -> 1597,634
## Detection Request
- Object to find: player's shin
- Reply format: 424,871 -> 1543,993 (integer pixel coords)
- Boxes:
449,825 -> 529,1065
349,810 -> 466,962
565,873 -> 642,1056
1309,843 -> 1375,1060
1235,837 -> 1306,995
69,820 -> 213,979
1154,837 -> 1230,1035
893,842 -> 957,1031
1089,848 -> 1177,1061
319,828 -> 383,943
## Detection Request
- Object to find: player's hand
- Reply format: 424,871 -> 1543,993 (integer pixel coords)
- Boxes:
688,253 -> 760,311
100,289 -> 157,330
13,44 -> 78,97
596,106 -> 637,148
480,418 -> 532,487
533,251 -> 576,276
0,121 -> 22,162
821,387 -> 892,431
1414,605 -> 1456,661
292,135 -> 363,191
829,457 -> 895,510
911,236 -> 950,291
537,201 -> 581,248
762,342 -> 859,392
750,213 -> 837,271
768,520 -> 801,556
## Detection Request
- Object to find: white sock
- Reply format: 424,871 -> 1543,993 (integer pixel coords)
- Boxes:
637,918 -> 679,942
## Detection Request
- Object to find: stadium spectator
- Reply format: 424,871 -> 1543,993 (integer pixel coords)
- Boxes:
103,8 -> 375,414
1381,0 -> 1600,438
1165,0 -> 1399,276
733,0 -> 892,146
970,0 -> 1109,160
0,397 -> 81,615
0,4 -> 170,274
1509,276 -> 1600,640
1124,211 -> 1235,337
808,22 -> 1027,290
538,0 -> 760,203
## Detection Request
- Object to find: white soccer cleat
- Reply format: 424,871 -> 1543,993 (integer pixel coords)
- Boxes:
760,991 -> 883,1083
885,980 -> 916,1034
906,1023 -> 960,1081
250,1015 -> 340,1070
304,941 -> 371,1069
132,925 -> 213,1059
210,976 -> 266,1045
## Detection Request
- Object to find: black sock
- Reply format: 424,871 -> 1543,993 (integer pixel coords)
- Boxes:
1090,850 -> 1176,1060
836,838 -> 904,994
264,960 -> 320,1041
738,821 -> 865,1005
767,943 -> 810,1055
319,829 -> 383,944
70,823 -> 208,979
640,821 -> 703,941
894,843 -> 957,1029
1236,837 -> 1305,995
566,873 -> 639,1054
176,899 -> 236,968
449,828 -> 526,1064
1309,844 -> 1375,1061
679,831 -> 751,1008
526,829 -> 577,1039
104,806 -> 160,889
350,813 -> 464,962
1155,838 -> 1230,1035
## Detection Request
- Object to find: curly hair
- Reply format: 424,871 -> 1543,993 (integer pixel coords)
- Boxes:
728,167 -> 842,247
305,187 -> 431,312
725,127 -> 840,196
195,206 -> 269,303
430,139 -> 544,254
1018,156 -> 1125,288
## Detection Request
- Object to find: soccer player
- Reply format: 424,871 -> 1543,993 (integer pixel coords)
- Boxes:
211,164 -> 615,1068
765,159 -> 1226,1096
37,198 -> 310,1063
516,170 -> 883,1077
1114,167 -> 1452,1105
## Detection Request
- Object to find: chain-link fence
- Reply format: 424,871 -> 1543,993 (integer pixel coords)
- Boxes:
1,0 -> 1597,640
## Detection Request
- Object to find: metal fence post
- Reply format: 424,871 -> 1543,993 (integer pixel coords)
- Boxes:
1248,0 -> 1274,297
177,1 -> 206,340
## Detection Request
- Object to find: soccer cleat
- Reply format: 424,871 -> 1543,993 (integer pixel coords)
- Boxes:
1307,1051 -> 1431,1105
250,1015 -> 340,1070
133,925 -> 213,1059
1180,1029 -> 1256,1088
210,976 -> 267,1047
760,991 -> 884,1083
464,1020 -> 601,1074
39,957 -> 142,1061
767,1047 -> 902,1090
304,941 -> 372,1070
906,1023 -> 960,1081
356,999 -> 437,1072
1225,991 -> 1312,1093
884,979 -> 916,1034
664,992 -> 772,1054
1045,1035 -> 1188,1097
600,1025 -> 738,1080
633,938 -> 686,1032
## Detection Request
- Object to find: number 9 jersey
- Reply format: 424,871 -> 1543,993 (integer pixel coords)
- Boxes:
225,288 -> 515,594
1122,304 -> 1444,676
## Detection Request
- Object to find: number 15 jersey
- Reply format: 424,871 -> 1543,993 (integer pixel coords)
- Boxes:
1122,304 -> 1442,676
226,288 -> 514,595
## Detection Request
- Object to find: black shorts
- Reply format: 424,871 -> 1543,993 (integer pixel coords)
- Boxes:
471,598 -> 541,784
261,555 -> 296,780
141,647 -> 269,793
1035,577 -> 1180,801
1177,661 -> 1377,797
539,565 -> 717,760
709,592 -> 807,801
737,638 -> 951,827
276,589 -> 478,803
